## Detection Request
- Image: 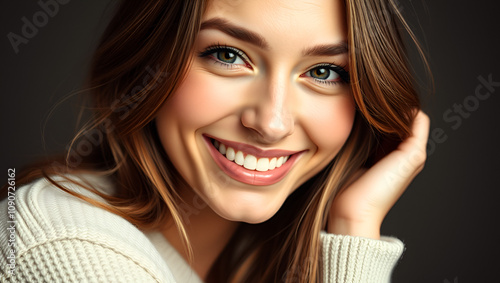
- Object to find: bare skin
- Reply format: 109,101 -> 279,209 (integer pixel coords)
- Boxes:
161,186 -> 239,279
156,0 -> 430,279
328,110 -> 430,239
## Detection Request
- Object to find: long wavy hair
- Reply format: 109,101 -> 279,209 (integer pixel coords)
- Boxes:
8,0 -> 428,282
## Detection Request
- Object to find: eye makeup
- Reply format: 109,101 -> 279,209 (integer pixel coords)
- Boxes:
198,43 -> 350,86
198,44 -> 253,69
301,63 -> 350,85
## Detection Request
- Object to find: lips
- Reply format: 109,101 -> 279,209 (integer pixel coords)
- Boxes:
203,135 -> 304,186
212,138 -> 291,172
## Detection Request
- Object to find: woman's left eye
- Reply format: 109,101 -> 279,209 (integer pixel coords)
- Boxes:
199,46 -> 248,67
303,64 -> 349,85
308,67 -> 338,80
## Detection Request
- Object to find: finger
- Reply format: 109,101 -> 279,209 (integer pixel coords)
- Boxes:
397,110 -> 430,155
411,110 -> 431,148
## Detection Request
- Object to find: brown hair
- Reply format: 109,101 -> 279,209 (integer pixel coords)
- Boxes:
7,0 -> 427,282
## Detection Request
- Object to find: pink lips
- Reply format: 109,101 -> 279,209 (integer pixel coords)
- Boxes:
203,135 -> 304,186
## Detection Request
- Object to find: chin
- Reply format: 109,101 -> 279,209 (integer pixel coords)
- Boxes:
217,207 -> 280,224
206,188 -> 287,224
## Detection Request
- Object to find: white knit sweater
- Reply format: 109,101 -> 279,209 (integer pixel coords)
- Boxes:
0,175 -> 404,282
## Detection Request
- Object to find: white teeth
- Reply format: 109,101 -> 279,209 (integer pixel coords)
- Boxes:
243,155 -> 257,170
256,158 -> 270,172
276,156 -> 284,167
226,147 -> 235,161
212,139 -> 291,172
269,158 -> 277,170
219,143 -> 226,155
235,151 -> 245,165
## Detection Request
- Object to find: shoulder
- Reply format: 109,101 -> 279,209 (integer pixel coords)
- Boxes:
0,174 -> 176,282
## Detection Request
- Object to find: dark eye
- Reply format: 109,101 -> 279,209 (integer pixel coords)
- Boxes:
210,49 -> 246,65
199,46 -> 247,66
302,64 -> 349,85
308,67 -> 339,81
216,50 -> 238,63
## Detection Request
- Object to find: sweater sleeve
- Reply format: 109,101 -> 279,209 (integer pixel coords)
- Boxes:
320,231 -> 404,283
0,176 -> 177,283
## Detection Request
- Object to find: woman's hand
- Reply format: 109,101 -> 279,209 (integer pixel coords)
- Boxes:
327,110 -> 430,239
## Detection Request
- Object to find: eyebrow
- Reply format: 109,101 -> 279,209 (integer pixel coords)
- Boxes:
200,17 -> 348,57
302,43 -> 348,57
200,18 -> 269,49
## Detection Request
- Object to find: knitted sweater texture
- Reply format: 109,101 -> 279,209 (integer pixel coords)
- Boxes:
0,175 -> 404,282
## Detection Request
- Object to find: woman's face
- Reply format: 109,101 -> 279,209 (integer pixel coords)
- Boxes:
156,0 -> 355,223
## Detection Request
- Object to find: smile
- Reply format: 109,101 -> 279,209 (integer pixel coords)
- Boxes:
212,139 -> 291,172
203,135 -> 304,186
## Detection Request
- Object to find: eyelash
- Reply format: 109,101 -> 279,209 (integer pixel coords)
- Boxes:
198,44 -> 252,69
198,44 -> 350,85
305,63 -> 350,86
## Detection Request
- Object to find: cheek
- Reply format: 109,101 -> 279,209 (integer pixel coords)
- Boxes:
163,70 -> 224,127
301,92 -> 356,154
156,68 -> 240,190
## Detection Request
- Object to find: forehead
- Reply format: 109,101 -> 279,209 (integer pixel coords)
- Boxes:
204,0 -> 347,48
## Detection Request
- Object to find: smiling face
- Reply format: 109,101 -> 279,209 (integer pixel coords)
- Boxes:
156,0 -> 356,223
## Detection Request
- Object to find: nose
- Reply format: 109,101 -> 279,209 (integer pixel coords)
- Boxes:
241,74 -> 295,144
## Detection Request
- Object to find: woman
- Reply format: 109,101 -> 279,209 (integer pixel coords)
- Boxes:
0,0 -> 430,282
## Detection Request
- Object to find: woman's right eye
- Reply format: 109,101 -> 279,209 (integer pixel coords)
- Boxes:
211,50 -> 245,64
199,46 -> 249,68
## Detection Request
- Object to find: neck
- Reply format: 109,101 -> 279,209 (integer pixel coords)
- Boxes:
161,186 -> 239,281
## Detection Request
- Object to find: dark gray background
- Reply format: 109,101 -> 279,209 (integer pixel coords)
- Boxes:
1,1 -> 499,282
